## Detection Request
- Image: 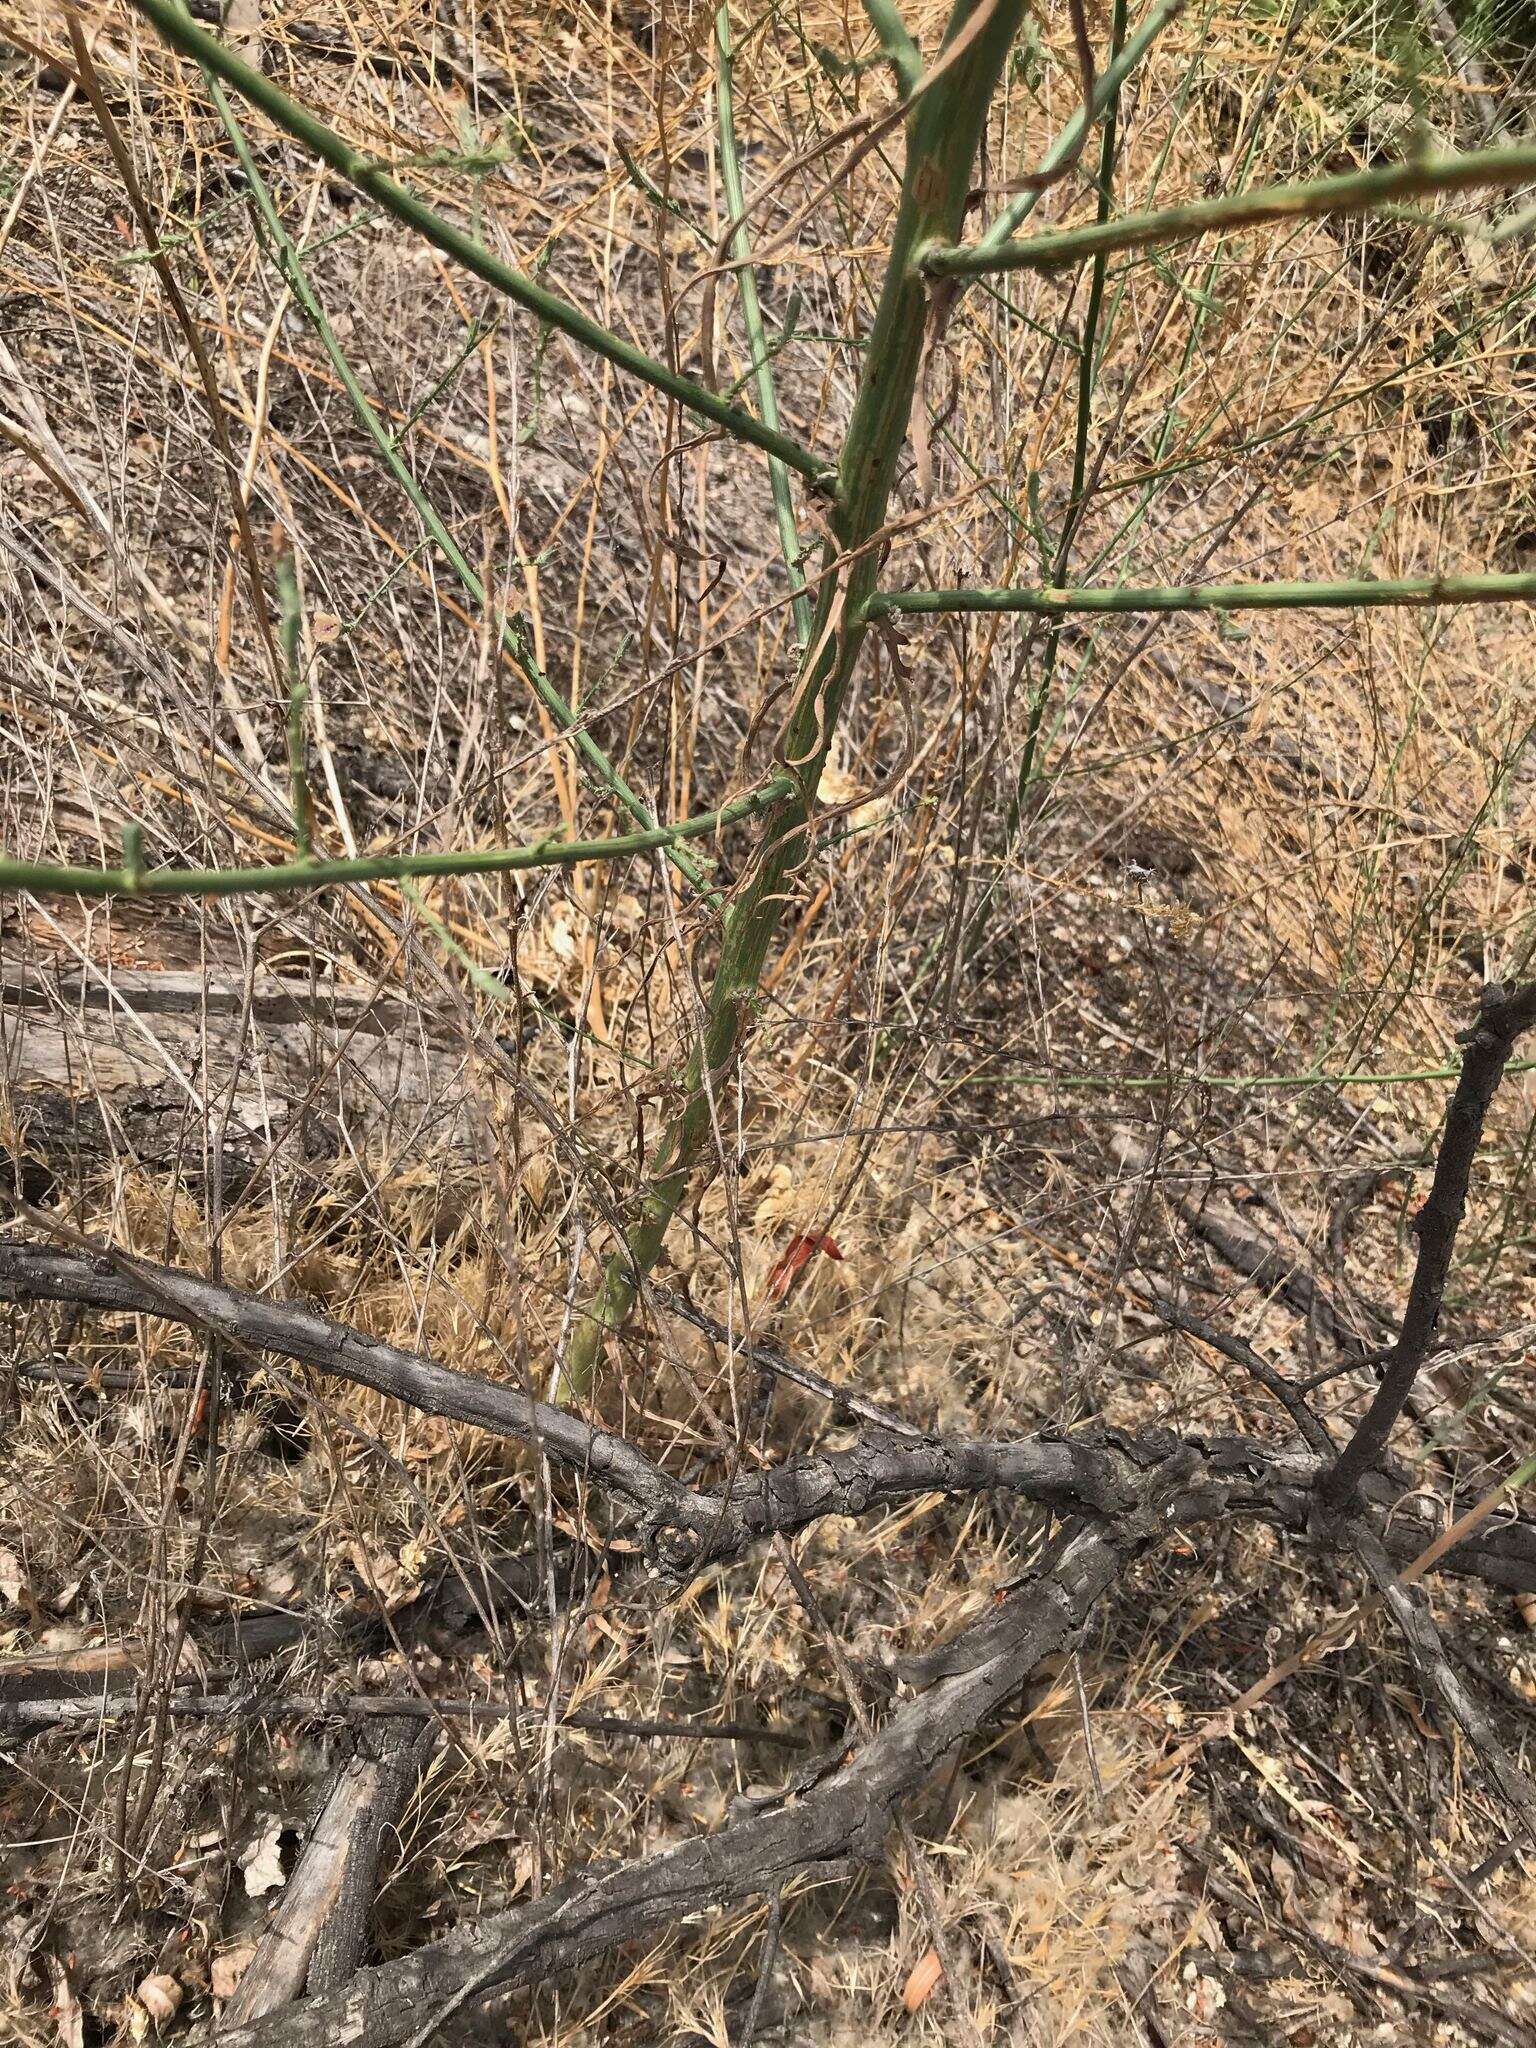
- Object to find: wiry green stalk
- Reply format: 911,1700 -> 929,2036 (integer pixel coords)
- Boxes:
907,0 -> 1188,975
559,0 -> 1030,1395
958,1059 -> 1536,1092
126,0 -> 828,482
272,548 -> 312,861
974,0 -> 1184,254
715,5 -> 813,652
859,0 -> 923,91
0,781 -> 792,902
929,137 -> 1536,275
1062,0 -> 1128,553
1007,0 -> 1129,836
868,568 -> 1536,616
198,52 -> 720,898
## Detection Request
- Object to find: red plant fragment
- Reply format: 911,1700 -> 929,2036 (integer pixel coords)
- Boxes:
764,1230 -> 844,1303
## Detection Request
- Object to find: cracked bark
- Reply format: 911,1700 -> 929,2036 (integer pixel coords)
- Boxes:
225,1718 -> 432,2022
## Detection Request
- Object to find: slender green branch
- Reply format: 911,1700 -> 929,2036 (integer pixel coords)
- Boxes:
0,779 -> 792,904
126,0 -> 829,482
121,825 -> 145,892
860,0 -> 923,92
929,138 -> 1536,275
955,1059 -> 1536,1092
974,0 -> 1184,251
200,59 -> 718,897
272,548 -> 312,861
1064,0 -> 1127,548
1007,0 -> 1129,831
868,569 -> 1536,617
716,6 -> 813,651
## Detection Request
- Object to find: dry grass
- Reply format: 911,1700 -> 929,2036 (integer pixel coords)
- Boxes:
4,0 -> 1536,2040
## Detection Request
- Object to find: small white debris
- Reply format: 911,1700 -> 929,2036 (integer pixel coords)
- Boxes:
239,1818 -> 287,1897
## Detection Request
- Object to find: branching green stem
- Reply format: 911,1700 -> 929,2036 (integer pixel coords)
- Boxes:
929,137 -> 1536,275
860,0 -> 923,92
126,0 -> 829,482
557,0 -> 1030,1397
868,569 -> 1536,616
80,0 -> 1520,1422
974,0 -> 1184,251
0,780 -> 792,903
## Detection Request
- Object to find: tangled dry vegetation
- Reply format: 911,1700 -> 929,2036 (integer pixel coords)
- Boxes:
5,0 -> 1536,2041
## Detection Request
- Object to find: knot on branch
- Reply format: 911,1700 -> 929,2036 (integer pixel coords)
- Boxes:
1118,1439 -> 1210,1538
642,1515 -> 710,1577
839,1466 -> 877,1516
640,1505 -> 746,1579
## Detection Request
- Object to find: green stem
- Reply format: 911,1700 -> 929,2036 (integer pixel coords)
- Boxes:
716,5 -> 814,652
200,57 -> 720,898
273,549 -> 312,861
860,0 -> 923,91
929,137 -> 1536,275
1064,0 -> 1126,545
126,0 -> 828,483
0,779 -> 792,903
1007,0 -> 1128,833
559,0 -> 1030,1398
869,569 -> 1536,616
954,1059 -> 1536,1092
976,0 -> 1184,250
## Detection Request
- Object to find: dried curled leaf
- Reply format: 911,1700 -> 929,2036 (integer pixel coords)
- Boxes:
135,1974 -> 183,2026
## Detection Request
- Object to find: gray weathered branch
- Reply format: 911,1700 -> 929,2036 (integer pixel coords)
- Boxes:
206,1500 -> 1160,2048
225,1718 -> 431,2022
8,1241 -> 1536,1593
0,1239 -> 745,1567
